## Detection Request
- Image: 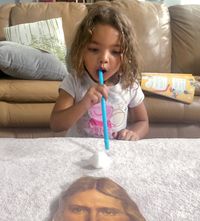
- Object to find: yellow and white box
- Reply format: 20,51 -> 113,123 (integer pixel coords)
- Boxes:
141,73 -> 195,104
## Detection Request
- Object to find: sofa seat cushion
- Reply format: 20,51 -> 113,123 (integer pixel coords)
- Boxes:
0,102 -> 54,127
144,96 -> 200,124
147,123 -> 200,138
0,128 -> 66,138
0,79 -> 59,102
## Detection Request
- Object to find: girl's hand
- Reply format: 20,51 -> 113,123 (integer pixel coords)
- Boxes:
82,84 -> 109,109
113,129 -> 140,141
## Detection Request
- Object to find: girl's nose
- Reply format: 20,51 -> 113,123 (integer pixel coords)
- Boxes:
99,51 -> 109,65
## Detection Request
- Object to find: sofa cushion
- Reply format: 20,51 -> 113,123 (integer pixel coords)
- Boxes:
111,0 -> 171,73
0,41 -> 67,80
194,76 -> 200,96
0,79 -> 59,102
169,5 -> 200,74
0,102 -> 54,127
9,2 -> 87,48
144,96 -> 200,124
4,17 -> 66,63
0,3 -> 15,41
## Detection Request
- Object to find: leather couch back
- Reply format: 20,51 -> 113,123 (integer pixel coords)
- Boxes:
0,4 -> 15,41
169,5 -> 200,75
111,0 -> 171,73
8,2 -> 87,48
0,0 -> 171,73
1,1 -> 200,75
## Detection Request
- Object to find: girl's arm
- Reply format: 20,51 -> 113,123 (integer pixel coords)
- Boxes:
50,85 -> 108,132
50,89 -> 87,132
114,102 -> 149,141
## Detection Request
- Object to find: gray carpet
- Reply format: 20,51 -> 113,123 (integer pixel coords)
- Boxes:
0,137 -> 200,221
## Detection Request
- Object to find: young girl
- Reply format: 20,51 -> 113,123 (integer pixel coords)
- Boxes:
50,2 -> 149,141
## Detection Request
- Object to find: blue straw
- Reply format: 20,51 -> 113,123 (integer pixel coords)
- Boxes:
98,69 -> 110,150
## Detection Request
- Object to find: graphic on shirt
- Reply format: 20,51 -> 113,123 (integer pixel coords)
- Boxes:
110,107 -> 127,132
85,103 -> 127,138
86,103 -> 113,137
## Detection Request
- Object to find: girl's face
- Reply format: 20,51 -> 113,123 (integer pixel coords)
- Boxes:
63,189 -> 130,221
83,24 -> 122,83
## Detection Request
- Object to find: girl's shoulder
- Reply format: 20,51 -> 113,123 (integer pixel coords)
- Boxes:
60,70 -> 94,92
59,70 -> 81,91
111,79 -> 141,92
62,70 -> 80,84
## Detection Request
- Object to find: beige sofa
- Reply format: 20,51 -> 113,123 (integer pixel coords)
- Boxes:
0,0 -> 200,138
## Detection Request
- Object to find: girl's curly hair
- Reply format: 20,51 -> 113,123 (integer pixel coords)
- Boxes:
68,1 -> 141,89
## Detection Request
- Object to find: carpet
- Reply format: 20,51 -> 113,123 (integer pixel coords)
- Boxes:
0,137 -> 200,221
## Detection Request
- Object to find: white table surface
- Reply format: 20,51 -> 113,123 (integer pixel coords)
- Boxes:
0,137 -> 200,221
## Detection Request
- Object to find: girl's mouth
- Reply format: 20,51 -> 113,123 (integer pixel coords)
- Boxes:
97,68 -> 107,74
98,64 -> 108,73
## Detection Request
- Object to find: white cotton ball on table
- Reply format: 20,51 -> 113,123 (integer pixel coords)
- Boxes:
87,151 -> 112,169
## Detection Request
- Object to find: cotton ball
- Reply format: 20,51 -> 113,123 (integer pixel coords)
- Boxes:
87,151 -> 112,169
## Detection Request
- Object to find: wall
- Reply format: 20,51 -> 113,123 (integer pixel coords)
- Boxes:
1,0 -> 200,6
165,0 -> 200,6
0,0 -> 32,3
148,0 -> 200,6
0,0 -> 14,2
164,0 -> 180,6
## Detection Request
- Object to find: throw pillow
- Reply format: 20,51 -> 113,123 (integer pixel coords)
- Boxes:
4,17 -> 66,63
0,41 -> 67,80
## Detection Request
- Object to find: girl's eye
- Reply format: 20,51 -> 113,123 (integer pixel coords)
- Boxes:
88,48 -> 99,53
111,50 -> 121,56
